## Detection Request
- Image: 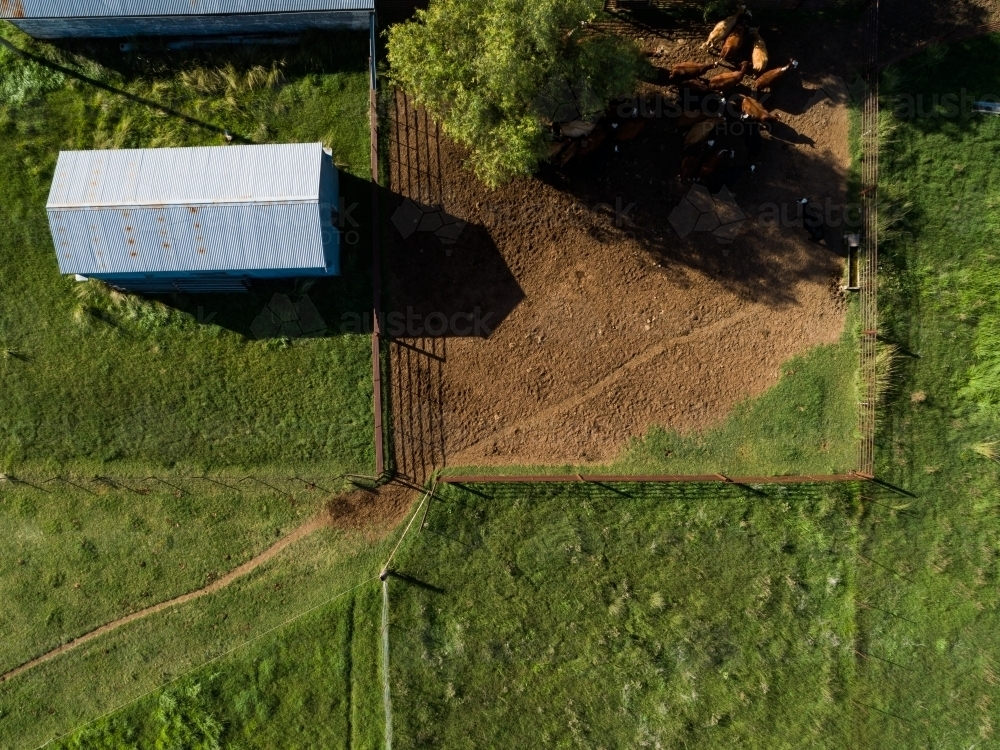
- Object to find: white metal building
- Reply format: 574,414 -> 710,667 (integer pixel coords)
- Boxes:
47,142 -> 341,293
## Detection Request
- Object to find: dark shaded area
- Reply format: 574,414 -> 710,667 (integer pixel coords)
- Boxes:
45,29 -> 369,80
381,189 -> 525,339
526,10 -> 866,308
382,93 -> 525,338
878,0 -> 992,66
767,75 -> 820,117
540,111 -> 849,308
375,0 -> 430,26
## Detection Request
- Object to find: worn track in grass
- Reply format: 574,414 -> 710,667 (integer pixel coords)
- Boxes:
0,517 -> 324,685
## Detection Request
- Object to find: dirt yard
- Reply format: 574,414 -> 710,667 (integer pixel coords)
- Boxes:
386,12 -> 866,479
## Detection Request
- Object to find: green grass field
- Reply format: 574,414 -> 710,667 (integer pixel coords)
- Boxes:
0,27 -> 393,750
0,480 -> 333,677
0,28 -> 376,477
48,584 -> 385,750
6,26 -> 1000,750
389,481 -> 861,748
0,515 -> 396,749
846,34 -> 1000,747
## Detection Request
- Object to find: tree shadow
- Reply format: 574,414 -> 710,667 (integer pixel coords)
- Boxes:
539,104 -> 853,309
879,0 -> 991,67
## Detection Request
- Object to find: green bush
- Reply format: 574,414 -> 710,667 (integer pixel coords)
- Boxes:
386,0 -> 647,186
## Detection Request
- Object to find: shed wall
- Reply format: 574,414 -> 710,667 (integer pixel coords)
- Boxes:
318,152 -> 339,270
9,11 -> 371,38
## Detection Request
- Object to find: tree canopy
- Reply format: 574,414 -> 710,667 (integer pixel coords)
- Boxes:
386,0 -> 647,187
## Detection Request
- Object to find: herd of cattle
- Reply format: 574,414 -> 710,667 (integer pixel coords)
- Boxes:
551,4 -> 801,189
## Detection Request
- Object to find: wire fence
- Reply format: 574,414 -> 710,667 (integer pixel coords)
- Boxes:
381,578 -> 393,750
858,0 -> 880,478
438,473 -> 864,485
377,486 -> 432,750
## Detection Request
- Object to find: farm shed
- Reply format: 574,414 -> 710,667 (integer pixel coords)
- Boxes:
0,0 -> 374,39
47,142 -> 341,293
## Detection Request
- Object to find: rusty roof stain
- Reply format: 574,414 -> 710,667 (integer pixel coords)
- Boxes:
0,1 -> 25,20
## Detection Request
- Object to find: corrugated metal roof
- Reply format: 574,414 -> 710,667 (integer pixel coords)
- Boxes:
5,0 -> 374,18
48,143 -> 323,209
47,143 -> 339,276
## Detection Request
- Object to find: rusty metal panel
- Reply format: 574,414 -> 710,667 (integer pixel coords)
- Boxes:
8,13 -> 372,37
47,143 -> 338,277
9,1 -> 374,17
4,2 -> 375,37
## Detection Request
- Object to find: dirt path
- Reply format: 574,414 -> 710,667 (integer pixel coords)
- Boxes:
0,517 -> 324,685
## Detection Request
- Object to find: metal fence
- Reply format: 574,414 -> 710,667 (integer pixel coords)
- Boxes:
438,473 -> 864,485
857,0 -> 879,479
370,12 -> 386,478
378,0 -> 889,485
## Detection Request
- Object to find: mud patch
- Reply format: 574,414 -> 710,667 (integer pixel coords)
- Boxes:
325,483 -> 419,538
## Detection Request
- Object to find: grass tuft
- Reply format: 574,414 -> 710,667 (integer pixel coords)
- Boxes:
875,341 -> 900,405
971,440 -> 999,462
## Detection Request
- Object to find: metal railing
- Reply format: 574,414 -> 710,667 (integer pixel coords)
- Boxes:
371,11 -> 387,478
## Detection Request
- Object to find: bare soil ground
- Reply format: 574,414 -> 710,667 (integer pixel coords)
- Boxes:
326,483 -> 418,537
385,15 -> 872,479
